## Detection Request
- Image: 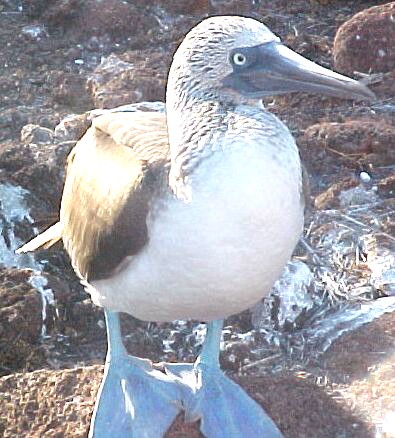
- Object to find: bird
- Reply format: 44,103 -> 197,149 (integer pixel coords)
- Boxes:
17,15 -> 374,438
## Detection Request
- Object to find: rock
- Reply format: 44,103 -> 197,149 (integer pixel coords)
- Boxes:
77,0 -> 154,40
21,24 -> 48,41
0,106 -> 59,142
283,32 -> 332,63
24,0 -> 162,45
0,107 -> 35,142
320,311 -> 395,429
0,366 -> 99,437
47,71 -> 92,107
163,0 -> 210,15
0,366 -> 370,437
370,69 -> 395,98
0,236 -> 105,373
20,124 -> 54,144
221,341 -> 253,372
4,311 -> 394,437
314,177 -> 358,210
2,0 -> 23,12
54,113 -> 90,142
377,174 -> 395,199
210,0 -> 256,15
1,2 -> 394,436
23,0 -> 80,23
0,268 -> 43,376
0,142 -> 66,210
87,52 -> 169,109
0,263 -> 101,376
334,3 -> 395,74
301,119 -> 395,167
69,0 -> 245,16
66,0 -> 155,43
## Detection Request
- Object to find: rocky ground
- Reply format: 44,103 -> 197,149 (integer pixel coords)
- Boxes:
0,0 -> 394,437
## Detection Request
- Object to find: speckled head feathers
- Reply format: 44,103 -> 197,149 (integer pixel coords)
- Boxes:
167,15 -> 374,109
167,16 -> 280,105
179,16 -> 279,53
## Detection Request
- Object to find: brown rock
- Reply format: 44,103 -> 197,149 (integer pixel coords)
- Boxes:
130,0 -> 254,16
164,0 -> 210,15
0,141 -> 66,210
334,3 -> 395,74
0,367 -> 99,437
377,174 -> 395,199
314,177 -> 358,210
1,297 -> 394,437
25,0 -> 158,43
87,52 -> 170,109
301,119 -> 395,166
0,265 -> 100,376
320,311 -> 395,433
2,332 -> 387,438
70,0 -> 155,41
24,0 -> 80,24
0,268 -> 43,376
209,0 -> 255,15
48,71 -> 92,108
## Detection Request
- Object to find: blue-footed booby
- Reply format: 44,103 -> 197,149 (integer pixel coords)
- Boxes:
18,15 -> 374,438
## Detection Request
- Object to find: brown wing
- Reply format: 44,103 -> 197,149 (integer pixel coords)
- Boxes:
19,111 -> 169,282
62,111 -> 169,281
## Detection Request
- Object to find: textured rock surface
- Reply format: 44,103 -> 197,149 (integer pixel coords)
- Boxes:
1,312 -> 394,437
0,1 -> 394,437
87,51 -> 169,108
301,119 -> 395,169
20,124 -> 54,144
0,269 -> 43,376
334,2 -> 395,74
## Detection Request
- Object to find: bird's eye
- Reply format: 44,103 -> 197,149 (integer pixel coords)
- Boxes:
232,52 -> 247,66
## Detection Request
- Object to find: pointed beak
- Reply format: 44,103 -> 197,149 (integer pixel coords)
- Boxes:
223,42 -> 375,101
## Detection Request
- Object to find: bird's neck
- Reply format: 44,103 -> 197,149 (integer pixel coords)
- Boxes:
166,97 -> 229,195
167,95 -> 269,168
165,95 -> 287,201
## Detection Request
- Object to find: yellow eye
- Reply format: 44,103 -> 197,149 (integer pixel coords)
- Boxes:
232,53 -> 247,66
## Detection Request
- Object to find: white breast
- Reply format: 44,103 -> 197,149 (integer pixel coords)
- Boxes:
92,134 -> 304,323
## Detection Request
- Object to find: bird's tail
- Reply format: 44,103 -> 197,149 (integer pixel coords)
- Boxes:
16,222 -> 62,254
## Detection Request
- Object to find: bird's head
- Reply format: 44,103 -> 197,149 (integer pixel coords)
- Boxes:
167,16 -> 374,108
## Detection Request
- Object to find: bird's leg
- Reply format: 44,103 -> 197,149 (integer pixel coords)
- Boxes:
166,320 -> 283,438
197,319 -> 222,367
89,310 -> 181,438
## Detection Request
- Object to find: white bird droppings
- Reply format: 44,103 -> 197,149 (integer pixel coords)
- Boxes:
360,171 -> 371,183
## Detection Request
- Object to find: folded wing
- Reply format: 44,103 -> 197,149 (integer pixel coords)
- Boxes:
17,111 -> 170,282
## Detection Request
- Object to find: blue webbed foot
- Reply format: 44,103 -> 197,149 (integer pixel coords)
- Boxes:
167,320 -> 283,438
166,362 -> 283,438
89,311 -> 181,438
91,313 -> 282,437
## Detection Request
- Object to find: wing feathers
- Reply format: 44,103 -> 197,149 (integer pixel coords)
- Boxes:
62,111 -> 170,281
16,110 -> 170,282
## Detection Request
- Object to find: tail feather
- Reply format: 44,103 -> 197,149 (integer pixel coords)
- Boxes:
16,222 -> 62,254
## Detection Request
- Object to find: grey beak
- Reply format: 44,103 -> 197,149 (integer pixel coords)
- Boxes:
223,42 -> 375,101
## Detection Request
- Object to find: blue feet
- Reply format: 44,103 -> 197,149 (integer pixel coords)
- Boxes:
90,314 -> 283,437
89,311 -> 181,437
166,320 -> 283,437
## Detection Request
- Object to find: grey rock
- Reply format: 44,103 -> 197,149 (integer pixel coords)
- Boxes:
20,124 -> 54,145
